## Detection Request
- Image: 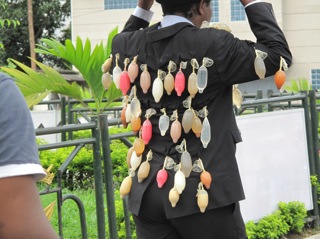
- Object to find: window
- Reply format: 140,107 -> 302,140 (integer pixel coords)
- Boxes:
210,0 -> 219,22
105,0 -> 220,21
311,69 -> 320,90
105,0 -> 136,10
230,0 -> 246,21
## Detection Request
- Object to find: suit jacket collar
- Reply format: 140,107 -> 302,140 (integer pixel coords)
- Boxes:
146,22 -> 194,43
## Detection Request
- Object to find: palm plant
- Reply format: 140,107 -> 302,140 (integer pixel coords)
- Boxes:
284,77 -> 311,93
2,58 -> 89,108
1,27 -> 122,114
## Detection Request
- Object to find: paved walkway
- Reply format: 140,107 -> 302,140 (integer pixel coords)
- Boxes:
304,233 -> 320,239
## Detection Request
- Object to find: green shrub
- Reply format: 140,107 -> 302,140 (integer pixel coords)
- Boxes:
254,210 -> 290,239
311,175 -> 320,203
38,126 -> 134,189
37,138 -> 57,169
72,129 -> 92,139
71,127 -> 133,188
246,220 -> 258,239
246,201 -> 308,239
109,126 -> 134,188
38,137 -> 94,190
279,201 -> 307,233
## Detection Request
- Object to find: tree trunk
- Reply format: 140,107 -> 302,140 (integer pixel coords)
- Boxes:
27,0 -> 36,70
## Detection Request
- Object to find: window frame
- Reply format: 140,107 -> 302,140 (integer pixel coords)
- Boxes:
230,0 -> 246,22
104,0 -> 136,10
311,69 -> 320,90
210,0 -> 219,23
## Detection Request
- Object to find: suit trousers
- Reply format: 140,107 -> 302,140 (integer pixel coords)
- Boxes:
132,179 -> 247,239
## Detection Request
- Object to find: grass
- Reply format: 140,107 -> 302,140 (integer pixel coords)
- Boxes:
40,186 -> 102,239
40,184 -> 320,239
39,184 -> 135,239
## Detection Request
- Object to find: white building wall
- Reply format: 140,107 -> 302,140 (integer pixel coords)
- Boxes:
282,0 -> 320,81
71,0 -> 162,46
71,0 -> 320,87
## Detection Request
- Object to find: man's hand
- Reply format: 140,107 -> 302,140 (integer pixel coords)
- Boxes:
138,0 -> 154,11
239,0 -> 256,7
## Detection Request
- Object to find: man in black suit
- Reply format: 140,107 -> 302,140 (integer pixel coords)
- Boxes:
112,0 -> 292,238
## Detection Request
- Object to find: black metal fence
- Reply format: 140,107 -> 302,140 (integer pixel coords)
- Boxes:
36,90 -> 320,238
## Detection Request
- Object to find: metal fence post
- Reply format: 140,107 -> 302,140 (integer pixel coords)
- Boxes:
99,114 -> 118,239
309,90 -> 320,224
302,91 -> 320,225
68,99 -> 74,140
256,90 -> 263,113
62,195 -> 88,238
91,117 -> 107,239
123,197 -> 132,239
309,90 -> 320,175
267,89 -> 273,112
61,96 -> 66,141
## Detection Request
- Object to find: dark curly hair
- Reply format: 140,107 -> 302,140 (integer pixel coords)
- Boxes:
161,0 -> 212,18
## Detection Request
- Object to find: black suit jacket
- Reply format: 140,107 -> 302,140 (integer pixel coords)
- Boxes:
112,2 -> 292,219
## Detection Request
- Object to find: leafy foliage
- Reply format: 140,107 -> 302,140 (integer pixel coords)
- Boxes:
109,126 -> 134,188
284,77 -> 312,93
279,201 -> 307,233
35,29 -> 121,113
38,125 -> 133,190
1,30 -> 122,112
38,138 -> 94,190
1,58 -> 88,108
255,211 -> 290,239
311,175 -> 320,204
246,221 -> 258,239
0,1 -> 20,28
0,0 -> 70,67
0,19 -> 20,29
246,201 -> 308,239
0,0 -> 20,49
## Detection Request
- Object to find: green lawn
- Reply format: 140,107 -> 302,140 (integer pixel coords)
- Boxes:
40,188 -> 104,239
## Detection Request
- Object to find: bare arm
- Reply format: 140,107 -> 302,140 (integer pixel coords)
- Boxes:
0,176 -> 59,239
138,0 -> 154,11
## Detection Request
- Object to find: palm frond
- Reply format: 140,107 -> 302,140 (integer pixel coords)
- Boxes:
24,92 -> 51,109
35,29 -> 120,112
36,38 -> 67,58
5,28 -> 121,113
284,78 -> 311,93
103,82 -> 123,110
105,27 -> 118,57
1,59 -> 86,108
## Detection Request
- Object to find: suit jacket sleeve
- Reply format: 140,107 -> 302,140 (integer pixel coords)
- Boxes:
213,2 -> 292,85
122,15 -> 150,32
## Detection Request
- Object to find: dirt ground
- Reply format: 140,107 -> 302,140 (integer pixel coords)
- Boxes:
283,233 -> 304,239
282,228 -> 320,239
